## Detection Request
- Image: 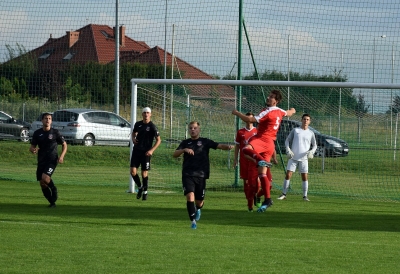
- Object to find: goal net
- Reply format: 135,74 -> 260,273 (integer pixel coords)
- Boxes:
130,79 -> 400,202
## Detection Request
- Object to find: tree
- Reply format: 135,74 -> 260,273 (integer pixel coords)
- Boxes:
355,93 -> 370,118
387,95 -> 400,115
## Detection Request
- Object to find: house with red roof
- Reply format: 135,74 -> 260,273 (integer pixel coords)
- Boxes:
28,24 -> 235,106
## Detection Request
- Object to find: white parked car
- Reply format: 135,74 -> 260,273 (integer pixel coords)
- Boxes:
49,109 -> 131,146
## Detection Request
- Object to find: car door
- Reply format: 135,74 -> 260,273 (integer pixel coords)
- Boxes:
0,112 -> 17,136
108,113 -> 131,144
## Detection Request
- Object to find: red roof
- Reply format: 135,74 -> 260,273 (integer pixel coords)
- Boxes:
26,24 -> 235,103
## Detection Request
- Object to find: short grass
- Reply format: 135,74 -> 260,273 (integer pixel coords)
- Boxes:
1,180 -> 399,274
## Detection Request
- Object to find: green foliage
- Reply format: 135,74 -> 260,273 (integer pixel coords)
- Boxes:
387,95 -> 400,114
355,93 -> 370,118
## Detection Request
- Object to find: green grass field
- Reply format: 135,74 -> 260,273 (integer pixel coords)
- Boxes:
1,180 -> 399,274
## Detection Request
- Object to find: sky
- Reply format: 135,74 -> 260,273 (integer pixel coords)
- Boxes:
1,0 -> 400,112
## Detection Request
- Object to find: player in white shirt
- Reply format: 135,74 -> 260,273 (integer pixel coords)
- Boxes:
277,113 -> 317,201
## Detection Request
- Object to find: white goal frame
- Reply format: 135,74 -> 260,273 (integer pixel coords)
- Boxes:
128,79 -> 400,192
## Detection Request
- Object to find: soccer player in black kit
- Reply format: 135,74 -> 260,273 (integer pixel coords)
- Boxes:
30,112 -> 67,207
130,107 -> 161,200
173,121 -> 233,229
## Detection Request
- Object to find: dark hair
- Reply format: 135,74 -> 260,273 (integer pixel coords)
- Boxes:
270,89 -> 282,103
302,113 -> 311,119
41,112 -> 52,120
245,112 -> 254,116
188,121 -> 200,127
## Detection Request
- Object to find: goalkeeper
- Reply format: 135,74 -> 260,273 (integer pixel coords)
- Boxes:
277,113 -> 317,201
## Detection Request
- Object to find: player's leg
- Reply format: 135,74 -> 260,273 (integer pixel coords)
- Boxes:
183,176 -> 197,229
38,164 -> 57,207
140,154 -> 151,200
278,160 -> 296,200
243,180 -> 254,211
240,159 -> 253,211
194,178 -> 205,222
130,150 -> 142,198
300,161 -> 309,201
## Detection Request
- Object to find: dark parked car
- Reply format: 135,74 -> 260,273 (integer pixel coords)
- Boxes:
275,119 -> 349,157
0,110 -> 30,142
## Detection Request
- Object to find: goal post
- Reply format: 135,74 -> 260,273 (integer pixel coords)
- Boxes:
130,79 -> 400,201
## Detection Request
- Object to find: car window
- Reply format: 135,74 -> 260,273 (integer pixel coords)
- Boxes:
92,112 -> 110,125
0,112 -> 10,122
53,111 -> 78,122
109,113 -> 127,126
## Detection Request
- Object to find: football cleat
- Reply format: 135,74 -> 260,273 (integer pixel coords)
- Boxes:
195,209 -> 201,221
257,199 -> 273,213
191,221 -> 197,229
254,195 -> 262,208
277,194 -> 286,200
303,196 -> 310,201
257,160 -> 272,168
142,192 -> 148,200
136,188 -> 143,199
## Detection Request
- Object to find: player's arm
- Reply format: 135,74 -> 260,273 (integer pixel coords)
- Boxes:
231,110 -> 257,123
285,108 -> 296,117
310,133 -> 317,154
217,143 -> 233,150
233,143 -> 240,167
173,145 -> 194,157
285,129 -> 295,158
58,141 -> 67,164
29,144 -> 38,154
147,135 -> 161,156
131,131 -> 138,145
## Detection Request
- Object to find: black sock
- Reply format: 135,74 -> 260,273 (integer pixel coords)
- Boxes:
187,201 -> 196,221
142,176 -> 148,191
48,180 -> 58,203
132,174 -> 141,188
42,187 -> 53,204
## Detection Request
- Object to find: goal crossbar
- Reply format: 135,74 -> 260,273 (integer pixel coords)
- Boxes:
131,79 -> 400,89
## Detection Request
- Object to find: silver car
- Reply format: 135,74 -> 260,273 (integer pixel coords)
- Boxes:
50,109 -> 131,146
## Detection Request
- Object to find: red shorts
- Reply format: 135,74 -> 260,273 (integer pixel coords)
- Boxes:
248,136 -> 275,162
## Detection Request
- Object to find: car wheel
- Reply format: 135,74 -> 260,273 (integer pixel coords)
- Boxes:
315,146 -> 325,157
19,128 -> 30,142
83,134 -> 95,146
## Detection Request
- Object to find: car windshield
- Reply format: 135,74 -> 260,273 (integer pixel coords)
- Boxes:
53,111 -> 78,122
308,125 -> 320,134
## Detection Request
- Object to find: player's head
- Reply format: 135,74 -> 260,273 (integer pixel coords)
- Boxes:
188,121 -> 200,139
142,107 -> 152,121
245,112 -> 255,127
301,113 -> 311,127
266,90 -> 283,107
41,112 -> 52,120
41,112 -> 52,128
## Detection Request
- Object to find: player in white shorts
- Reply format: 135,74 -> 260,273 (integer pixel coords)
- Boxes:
277,113 -> 317,201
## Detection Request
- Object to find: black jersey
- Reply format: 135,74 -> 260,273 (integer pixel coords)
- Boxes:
176,137 -> 219,179
31,128 -> 65,164
133,121 -> 160,151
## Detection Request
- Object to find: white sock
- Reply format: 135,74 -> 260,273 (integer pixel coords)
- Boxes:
302,181 -> 308,197
282,180 -> 290,195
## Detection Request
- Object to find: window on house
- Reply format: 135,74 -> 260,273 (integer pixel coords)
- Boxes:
38,48 -> 54,59
63,52 -> 75,61
100,30 -> 111,38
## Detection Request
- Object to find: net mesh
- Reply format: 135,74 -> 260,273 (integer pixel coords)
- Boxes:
0,0 -> 399,202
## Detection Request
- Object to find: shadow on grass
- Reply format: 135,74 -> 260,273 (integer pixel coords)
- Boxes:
0,200 -> 398,233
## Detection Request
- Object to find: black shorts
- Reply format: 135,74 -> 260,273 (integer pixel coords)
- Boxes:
130,149 -> 151,170
36,162 -> 57,181
182,176 -> 206,201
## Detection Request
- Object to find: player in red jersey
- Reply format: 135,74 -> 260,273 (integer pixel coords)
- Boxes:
233,112 -> 258,211
232,89 -> 296,212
